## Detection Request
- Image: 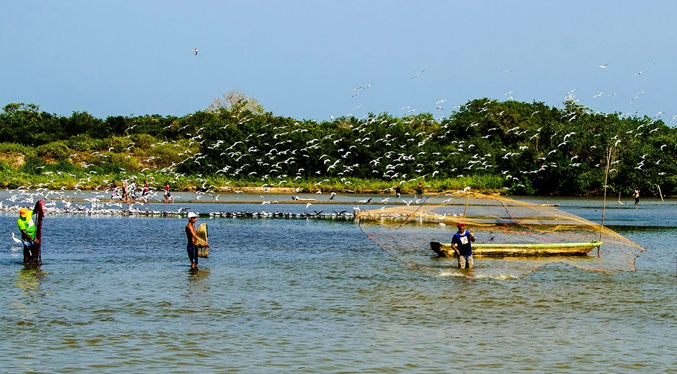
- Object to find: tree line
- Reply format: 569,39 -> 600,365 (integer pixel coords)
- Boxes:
0,97 -> 675,196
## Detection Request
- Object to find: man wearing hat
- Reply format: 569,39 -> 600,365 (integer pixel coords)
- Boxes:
185,212 -> 200,269
17,205 -> 41,265
450,222 -> 475,269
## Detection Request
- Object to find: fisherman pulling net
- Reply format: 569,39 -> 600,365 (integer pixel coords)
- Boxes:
357,191 -> 646,279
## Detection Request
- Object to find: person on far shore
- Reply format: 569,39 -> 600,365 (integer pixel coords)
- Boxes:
141,180 -> 150,203
185,212 -> 201,269
395,184 -> 401,198
142,180 -> 150,197
633,188 -> 640,205
110,181 -> 120,199
416,182 -> 423,199
450,222 -> 475,269
164,182 -> 173,203
121,179 -> 129,202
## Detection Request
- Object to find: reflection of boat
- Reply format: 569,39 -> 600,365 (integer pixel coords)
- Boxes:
430,241 -> 602,258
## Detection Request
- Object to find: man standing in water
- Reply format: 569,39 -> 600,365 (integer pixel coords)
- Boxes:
185,212 -> 202,269
450,222 -> 475,269
634,188 -> 640,205
17,200 -> 44,266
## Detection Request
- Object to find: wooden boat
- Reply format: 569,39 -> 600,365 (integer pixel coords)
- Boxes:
430,241 -> 602,258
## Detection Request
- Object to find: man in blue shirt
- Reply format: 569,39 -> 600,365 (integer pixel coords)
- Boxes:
451,222 -> 475,269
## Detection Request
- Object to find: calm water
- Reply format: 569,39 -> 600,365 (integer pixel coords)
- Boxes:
1,193 -> 677,373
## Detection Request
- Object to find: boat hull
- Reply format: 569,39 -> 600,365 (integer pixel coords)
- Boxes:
430,241 -> 602,258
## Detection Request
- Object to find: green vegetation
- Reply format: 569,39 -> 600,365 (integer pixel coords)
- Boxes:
1,96 -> 675,196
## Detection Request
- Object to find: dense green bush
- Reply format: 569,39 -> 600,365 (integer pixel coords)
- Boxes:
67,134 -> 106,152
36,141 -> 70,161
132,133 -> 157,149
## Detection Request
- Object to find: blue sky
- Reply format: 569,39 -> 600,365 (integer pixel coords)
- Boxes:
2,0 -> 675,124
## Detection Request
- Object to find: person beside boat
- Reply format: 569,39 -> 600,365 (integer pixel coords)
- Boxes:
451,222 -> 475,269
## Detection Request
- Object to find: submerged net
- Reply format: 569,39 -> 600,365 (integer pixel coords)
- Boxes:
357,191 -> 646,279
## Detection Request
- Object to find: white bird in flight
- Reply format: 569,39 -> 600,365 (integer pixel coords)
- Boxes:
192,48 -> 199,55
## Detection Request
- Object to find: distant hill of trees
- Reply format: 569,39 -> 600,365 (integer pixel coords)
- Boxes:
1,96 -> 675,196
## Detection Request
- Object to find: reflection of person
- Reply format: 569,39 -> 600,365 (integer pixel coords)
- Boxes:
633,189 -> 640,205
450,222 -> 475,269
17,200 -> 44,266
185,212 -> 202,269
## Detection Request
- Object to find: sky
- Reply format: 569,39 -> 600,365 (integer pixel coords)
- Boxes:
2,0 -> 676,124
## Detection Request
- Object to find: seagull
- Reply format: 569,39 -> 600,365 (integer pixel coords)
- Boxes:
599,64 -> 608,69
192,48 -> 199,55
12,232 -> 23,244
410,70 -> 425,79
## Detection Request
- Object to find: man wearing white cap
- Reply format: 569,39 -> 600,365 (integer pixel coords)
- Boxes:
185,212 -> 200,269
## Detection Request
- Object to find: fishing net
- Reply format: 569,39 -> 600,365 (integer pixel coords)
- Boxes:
357,191 -> 646,279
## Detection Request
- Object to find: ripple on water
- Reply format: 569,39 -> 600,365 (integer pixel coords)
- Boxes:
1,213 -> 677,371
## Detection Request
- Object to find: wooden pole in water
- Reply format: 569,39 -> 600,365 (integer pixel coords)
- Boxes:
463,190 -> 471,218
599,146 -> 615,257
658,185 -> 664,201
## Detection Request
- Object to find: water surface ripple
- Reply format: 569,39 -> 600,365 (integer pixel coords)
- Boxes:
1,197 -> 676,372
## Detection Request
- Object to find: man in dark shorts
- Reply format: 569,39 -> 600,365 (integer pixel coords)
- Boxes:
633,189 -> 640,205
185,212 -> 200,269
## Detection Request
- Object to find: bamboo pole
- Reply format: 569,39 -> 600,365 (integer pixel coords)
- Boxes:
463,189 -> 471,218
599,146 -> 614,257
658,185 -> 664,201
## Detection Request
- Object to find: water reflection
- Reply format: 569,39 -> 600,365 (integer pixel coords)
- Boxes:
15,267 -> 46,297
187,267 -> 211,295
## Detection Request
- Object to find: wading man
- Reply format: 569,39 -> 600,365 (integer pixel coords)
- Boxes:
17,200 -> 45,266
185,212 -> 202,269
450,222 -> 475,269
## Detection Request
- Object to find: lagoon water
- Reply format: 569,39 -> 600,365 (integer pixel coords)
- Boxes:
1,193 -> 677,372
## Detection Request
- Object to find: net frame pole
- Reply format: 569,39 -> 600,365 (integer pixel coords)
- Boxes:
599,146 -> 615,257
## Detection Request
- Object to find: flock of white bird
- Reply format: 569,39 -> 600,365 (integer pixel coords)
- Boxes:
4,62 -> 673,246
